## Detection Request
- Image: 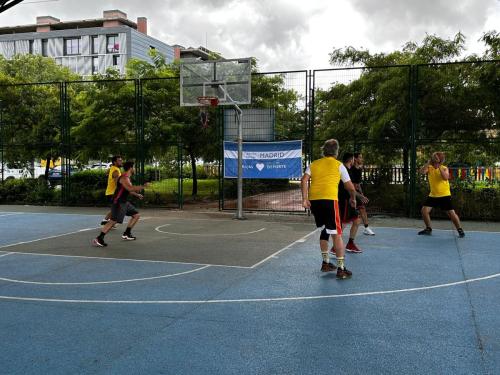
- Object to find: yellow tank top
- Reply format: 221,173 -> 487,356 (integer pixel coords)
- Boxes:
105,166 -> 121,196
428,165 -> 451,197
309,157 -> 342,200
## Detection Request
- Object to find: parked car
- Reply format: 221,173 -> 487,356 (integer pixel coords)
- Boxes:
1,165 -> 32,180
48,166 -> 81,182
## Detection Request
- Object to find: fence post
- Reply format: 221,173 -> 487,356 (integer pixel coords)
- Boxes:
178,142 -> 183,209
135,79 -> 145,185
409,65 -> 419,218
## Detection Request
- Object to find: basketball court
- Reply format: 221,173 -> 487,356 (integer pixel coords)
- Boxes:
0,205 -> 499,374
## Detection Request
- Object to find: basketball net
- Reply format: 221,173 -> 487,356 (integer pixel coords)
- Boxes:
197,96 -> 219,129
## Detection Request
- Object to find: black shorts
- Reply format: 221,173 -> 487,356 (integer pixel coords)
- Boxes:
338,197 -> 359,224
310,200 -> 342,235
423,196 -> 454,211
111,201 -> 138,224
106,195 -> 114,204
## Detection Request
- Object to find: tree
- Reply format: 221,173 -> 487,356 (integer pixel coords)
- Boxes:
318,32 -> 499,166
0,54 -> 78,179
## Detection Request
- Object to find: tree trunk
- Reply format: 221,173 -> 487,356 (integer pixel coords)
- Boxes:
189,147 -> 198,196
44,154 -> 51,180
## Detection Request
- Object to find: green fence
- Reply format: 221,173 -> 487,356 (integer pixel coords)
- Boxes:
0,60 -> 498,219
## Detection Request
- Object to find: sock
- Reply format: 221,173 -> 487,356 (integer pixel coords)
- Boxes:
364,224 -> 368,228
427,227 -> 432,231
321,252 -> 329,263
337,256 -> 345,270
124,227 -> 131,235
348,238 -> 354,244
97,232 -> 105,240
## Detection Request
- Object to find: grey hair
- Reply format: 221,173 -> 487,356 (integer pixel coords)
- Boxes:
322,139 -> 339,157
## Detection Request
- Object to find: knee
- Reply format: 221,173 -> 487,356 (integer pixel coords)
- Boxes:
134,213 -> 140,219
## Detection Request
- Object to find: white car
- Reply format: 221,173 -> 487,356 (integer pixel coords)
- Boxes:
1,166 -> 32,180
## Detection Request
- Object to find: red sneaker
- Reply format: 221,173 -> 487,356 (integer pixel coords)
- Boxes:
329,246 -> 336,256
346,241 -> 362,253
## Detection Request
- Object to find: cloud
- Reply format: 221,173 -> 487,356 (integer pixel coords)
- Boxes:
0,0 -> 497,70
350,0 -> 498,47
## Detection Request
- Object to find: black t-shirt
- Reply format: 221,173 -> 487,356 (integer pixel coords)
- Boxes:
349,166 -> 362,184
112,175 -> 130,203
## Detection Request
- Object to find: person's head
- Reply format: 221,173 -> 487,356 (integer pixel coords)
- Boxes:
342,152 -> 354,167
431,152 -> 445,165
322,139 -> 339,158
123,161 -> 135,175
111,155 -> 123,167
353,152 -> 363,165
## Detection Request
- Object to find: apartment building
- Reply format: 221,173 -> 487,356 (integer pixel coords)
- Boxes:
0,10 -> 175,76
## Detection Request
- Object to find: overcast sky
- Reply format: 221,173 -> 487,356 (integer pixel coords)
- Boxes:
0,0 -> 498,70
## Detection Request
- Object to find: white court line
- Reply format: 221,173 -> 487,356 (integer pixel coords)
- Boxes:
0,272 -> 498,305
0,252 -> 13,258
0,213 -> 25,217
373,226 -> 500,235
250,229 -> 317,268
0,251 -> 252,269
0,265 -> 210,285
155,224 -> 266,237
0,227 -> 99,250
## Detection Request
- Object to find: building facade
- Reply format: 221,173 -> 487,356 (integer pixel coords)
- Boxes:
0,10 -> 175,76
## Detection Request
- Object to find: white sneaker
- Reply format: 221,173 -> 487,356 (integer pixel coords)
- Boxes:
363,227 -> 375,236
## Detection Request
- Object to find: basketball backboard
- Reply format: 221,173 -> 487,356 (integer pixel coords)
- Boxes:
180,58 -> 252,106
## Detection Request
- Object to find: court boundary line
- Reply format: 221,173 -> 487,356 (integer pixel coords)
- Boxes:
0,272 -> 498,305
0,265 -> 210,285
372,226 -> 500,235
250,229 -> 317,268
155,224 -> 267,237
0,251 -> 252,269
0,252 -> 13,258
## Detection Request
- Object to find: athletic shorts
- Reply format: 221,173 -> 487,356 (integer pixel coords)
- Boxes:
106,195 -> 114,204
423,196 -> 454,211
338,197 -> 359,224
310,199 -> 342,235
111,201 -> 138,224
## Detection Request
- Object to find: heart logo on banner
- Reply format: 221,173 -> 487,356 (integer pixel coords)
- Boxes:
256,163 -> 265,171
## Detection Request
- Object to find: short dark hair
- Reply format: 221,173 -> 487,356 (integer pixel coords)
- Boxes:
353,152 -> 362,159
342,152 -> 354,163
111,155 -> 122,164
123,161 -> 134,171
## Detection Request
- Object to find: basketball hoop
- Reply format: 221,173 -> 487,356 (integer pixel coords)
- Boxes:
197,96 -> 219,107
197,96 -> 219,129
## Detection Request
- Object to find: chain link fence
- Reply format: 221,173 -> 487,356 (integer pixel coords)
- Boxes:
0,60 -> 498,219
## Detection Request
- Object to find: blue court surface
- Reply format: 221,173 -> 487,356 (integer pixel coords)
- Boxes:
0,209 -> 499,374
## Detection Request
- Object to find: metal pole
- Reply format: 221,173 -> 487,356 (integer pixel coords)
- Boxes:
235,104 -> 245,219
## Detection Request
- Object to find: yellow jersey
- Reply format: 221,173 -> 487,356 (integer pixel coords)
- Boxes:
105,166 -> 121,196
428,165 -> 451,197
308,157 -> 344,200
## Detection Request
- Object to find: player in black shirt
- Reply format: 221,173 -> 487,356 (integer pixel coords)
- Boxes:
352,153 -> 375,235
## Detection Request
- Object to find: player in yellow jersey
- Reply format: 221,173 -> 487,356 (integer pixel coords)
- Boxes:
301,139 -> 357,279
100,155 -> 123,226
418,152 -> 465,237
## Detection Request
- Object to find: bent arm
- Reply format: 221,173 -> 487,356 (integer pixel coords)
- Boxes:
120,177 -> 147,193
301,174 -> 311,208
439,166 -> 449,180
419,162 -> 430,175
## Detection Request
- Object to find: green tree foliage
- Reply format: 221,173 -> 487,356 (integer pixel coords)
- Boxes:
0,55 -> 78,177
318,32 -> 499,166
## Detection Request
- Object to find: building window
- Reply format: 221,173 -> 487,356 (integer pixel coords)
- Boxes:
29,40 -> 34,54
112,55 -> 120,66
41,39 -> 48,57
106,35 -> 119,53
92,56 -> 99,74
64,38 -> 81,56
91,36 -> 99,55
